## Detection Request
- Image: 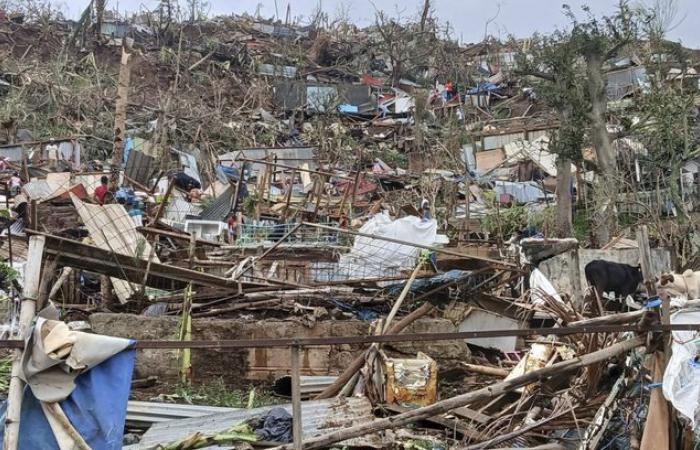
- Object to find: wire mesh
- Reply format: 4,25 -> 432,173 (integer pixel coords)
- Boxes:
236,222 -> 430,283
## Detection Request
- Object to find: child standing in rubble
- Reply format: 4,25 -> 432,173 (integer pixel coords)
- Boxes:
227,213 -> 240,244
421,198 -> 431,221
9,172 -> 21,197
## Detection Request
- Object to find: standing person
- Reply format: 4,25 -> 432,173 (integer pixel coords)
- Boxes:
9,172 -> 21,196
46,143 -> 59,171
94,175 -> 110,205
421,198 -> 431,221
445,79 -> 455,101
227,213 -> 239,244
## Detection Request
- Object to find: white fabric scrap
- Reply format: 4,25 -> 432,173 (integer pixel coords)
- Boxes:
663,309 -> 700,428
19,317 -> 132,403
529,268 -> 564,305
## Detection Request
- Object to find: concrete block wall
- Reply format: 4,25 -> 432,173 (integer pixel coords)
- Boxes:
89,314 -> 470,383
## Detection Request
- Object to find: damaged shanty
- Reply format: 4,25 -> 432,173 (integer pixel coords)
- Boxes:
1,1 -> 700,450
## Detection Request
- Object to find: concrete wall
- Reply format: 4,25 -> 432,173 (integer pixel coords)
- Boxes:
539,247 -> 671,303
89,314 -> 470,383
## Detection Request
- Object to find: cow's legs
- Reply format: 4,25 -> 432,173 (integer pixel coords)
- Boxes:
593,287 -> 606,315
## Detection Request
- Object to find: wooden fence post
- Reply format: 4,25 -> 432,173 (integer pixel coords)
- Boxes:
3,235 -> 45,450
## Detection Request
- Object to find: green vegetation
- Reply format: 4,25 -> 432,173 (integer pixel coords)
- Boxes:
172,378 -> 282,408
0,262 -> 19,291
0,356 -> 13,393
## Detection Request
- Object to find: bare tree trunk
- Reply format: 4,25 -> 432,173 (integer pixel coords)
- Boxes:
112,47 -> 131,169
586,53 -> 617,246
420,0 -> 431,32
555,156 -> 573,238
95,0 -> 105,36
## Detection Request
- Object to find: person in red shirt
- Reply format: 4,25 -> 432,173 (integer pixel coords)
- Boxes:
94,175 -> 110,205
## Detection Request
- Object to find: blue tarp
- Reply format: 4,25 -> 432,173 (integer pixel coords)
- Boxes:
338,104 -> 359,114
467,83 -> 500,95
218,165 -> 241,180
386,270 -> 473,296
0,348 -> 136,450
122,137 -> 134,167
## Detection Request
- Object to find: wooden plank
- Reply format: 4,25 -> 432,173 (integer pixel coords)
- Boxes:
451,406 -> 492,425
383,404 -> 483,440
27,230 -> 268,291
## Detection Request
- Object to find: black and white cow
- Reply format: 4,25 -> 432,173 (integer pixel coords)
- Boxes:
584,260 -> 643,311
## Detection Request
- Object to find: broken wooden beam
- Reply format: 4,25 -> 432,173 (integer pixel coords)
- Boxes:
462,363 -> 509,377
26,230 -> 268,291
138,226 -> 221,247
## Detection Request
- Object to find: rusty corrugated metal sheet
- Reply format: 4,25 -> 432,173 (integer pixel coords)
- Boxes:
138,397 -> 376,448
125,149 -> 157,186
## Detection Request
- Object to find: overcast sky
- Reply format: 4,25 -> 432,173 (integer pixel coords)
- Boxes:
58,0 -> 698,48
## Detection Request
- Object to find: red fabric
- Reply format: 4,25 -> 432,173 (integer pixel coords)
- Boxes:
94,185 -> 109,204
361,74 -> 385,86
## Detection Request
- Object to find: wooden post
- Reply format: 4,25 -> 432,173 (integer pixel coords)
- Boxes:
570,248 -> 583,308
383,256 -> 425,333
152,179 -> 175,226
188,233 -> 196,269
313,175 -> 327,217
112,47 -> 132,169
29,200 -> 37,231
636,224 -> 674,450
4,235 -> 45,450
636,225 -> 656,297
291,344 -> 303,450
231,175 -> 242,215
284,170 -> 296,219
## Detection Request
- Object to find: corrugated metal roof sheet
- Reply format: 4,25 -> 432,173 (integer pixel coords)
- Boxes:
138,397 -> 375,449
22,180 -> 54,201
258,63 -> 297,78
199,185 -> 233,222
125,149 -> 157,186
218,147 -> 317,175
165,194 -> 203,224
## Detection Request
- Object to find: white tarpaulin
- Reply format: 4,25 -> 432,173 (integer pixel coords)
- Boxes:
333,212 -> 438,280
663,309 -> 700,428
529,268 -> 564,305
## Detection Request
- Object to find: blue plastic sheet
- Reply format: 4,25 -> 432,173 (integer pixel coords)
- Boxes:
0,348 -> 136,450
467,83 -> 500,95
123,137 -> 134,166
386,270 -> 473,296
338,104 -> 359,114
